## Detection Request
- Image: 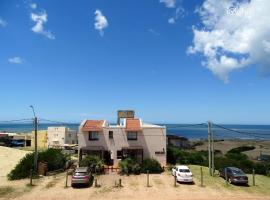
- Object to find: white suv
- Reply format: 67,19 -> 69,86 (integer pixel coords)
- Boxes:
172,165 -> 193,183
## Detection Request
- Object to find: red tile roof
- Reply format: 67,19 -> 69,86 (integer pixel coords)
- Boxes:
81,120 -> 104,132
126,118 -> 142,131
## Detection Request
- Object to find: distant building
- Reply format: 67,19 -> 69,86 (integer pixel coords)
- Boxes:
31,130 -> 48,149
47,127 -> 77,147
167,134 -> 189,149
12,134 -> 31,147
78,110 -> 166,166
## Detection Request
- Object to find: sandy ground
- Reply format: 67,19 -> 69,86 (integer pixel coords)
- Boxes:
195,140 -> 270,159
0,171 -> 269,200
0,146 -> 29,183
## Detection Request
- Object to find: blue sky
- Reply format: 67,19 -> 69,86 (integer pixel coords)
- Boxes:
0,0 -> 270,124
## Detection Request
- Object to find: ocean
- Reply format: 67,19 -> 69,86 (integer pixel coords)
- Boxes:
0,123 -> 270,140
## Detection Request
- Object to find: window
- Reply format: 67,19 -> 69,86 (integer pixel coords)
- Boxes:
117,150 -> 122,159
109,131 -> 113,139
155,151 -> 165,155
88,131 -> 99,140
127,131 -> 137,140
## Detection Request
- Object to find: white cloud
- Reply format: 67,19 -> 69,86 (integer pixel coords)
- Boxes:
168,18 -> 175,24
94,9 -> 108,36
8,57 -> 24,64
160,0 -> 176,8
0,18 -> 7,27
188,0 -> 270,82
30,11 -> 55,39
30,3 -> 37,10
168,6 -> 185,24
262,40 -> 270,53
148,29 -> 160,36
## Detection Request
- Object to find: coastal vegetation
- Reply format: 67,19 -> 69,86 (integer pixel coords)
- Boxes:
118,158 -> 163,175
167,146 -> 270,176
8,149 -> 69,180
79,155 -> 104,173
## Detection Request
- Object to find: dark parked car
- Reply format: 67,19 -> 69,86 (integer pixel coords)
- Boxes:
71,167 -> 92,187
10,140 -> 24,147
219,167 -> 248,184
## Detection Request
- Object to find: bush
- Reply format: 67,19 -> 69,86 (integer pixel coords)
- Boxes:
8,149 -> 68,180
7,153 -> 34,180
227,146 -> 255,154
80,155 -> 104,173
167,147 -> 206,165
39,148 -> 69,171
142,158 -> 163,174
118,158 -> 141,175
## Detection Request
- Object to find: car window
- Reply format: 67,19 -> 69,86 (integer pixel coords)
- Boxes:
74,172 -> 86,176
231,169 -> 245,175
179,169 -> 190,173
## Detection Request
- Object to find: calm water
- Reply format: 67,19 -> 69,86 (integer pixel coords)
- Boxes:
0,123 -> 270,140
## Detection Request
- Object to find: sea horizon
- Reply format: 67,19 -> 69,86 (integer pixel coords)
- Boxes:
1,123 -> 270,140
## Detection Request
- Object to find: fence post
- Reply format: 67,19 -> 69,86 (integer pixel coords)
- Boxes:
200,166 -> 203,187
225,168 -> 228,186
147,170 -> 150,187
30,169 -> 33,186
252,169 -> 255,186
65,170 -> 68,187
119,179 -> 122,187
174,173 -> 177,187
94,178 -> 98,187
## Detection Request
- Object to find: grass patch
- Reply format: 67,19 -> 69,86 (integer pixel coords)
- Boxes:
189,165 -> 270,195
0,186 -> 15,198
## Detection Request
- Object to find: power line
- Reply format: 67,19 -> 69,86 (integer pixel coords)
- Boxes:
213,123 -> 270,137
166,123 -> 207,128
0,119 -> 32,123
39,118 -> 75,125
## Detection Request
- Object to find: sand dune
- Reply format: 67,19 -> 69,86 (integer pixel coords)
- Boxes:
0,146 -> 29,179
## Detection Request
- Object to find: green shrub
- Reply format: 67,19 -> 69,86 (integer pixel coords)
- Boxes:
167,147 -> 206,165
118,158 -> 141,175
227,146 -> 255,154
142,158 -> 163,174
8,149 -> 68,180
80,155 -> 104,173
39,148 -> 69,171
7,153 -> 34,180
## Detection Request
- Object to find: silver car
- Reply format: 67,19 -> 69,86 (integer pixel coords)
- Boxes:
71,167 -> 91,187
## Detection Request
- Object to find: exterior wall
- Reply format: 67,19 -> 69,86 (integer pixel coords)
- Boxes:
65,129 -> 78,145
31,130 -> 47,149
47,127 -> 77,147
78,122 -> 166,166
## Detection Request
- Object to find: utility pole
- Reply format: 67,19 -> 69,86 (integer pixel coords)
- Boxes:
30,105 -> 38,172
211,124 -> 215,176
207,121 -> 212,176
